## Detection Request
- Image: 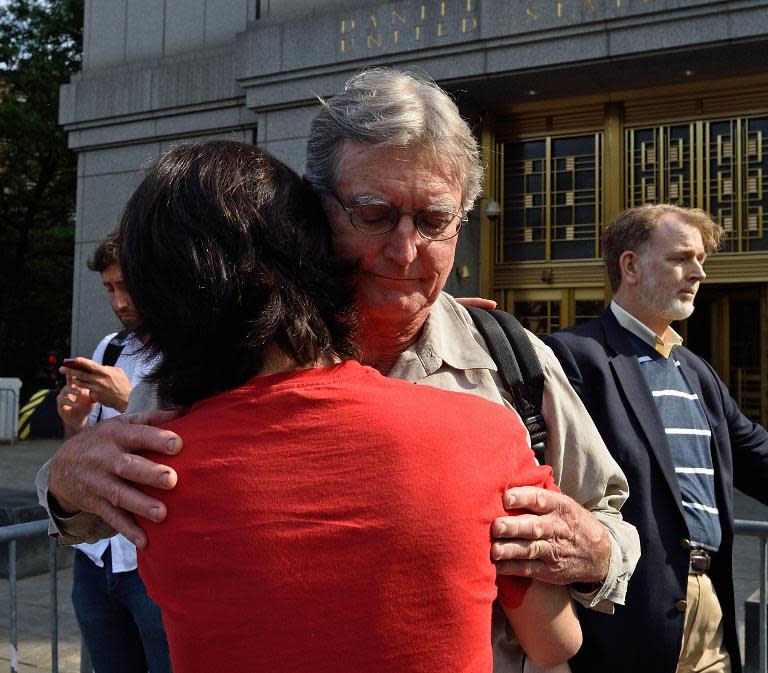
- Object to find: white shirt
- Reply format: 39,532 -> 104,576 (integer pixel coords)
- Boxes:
610,301 -> 683,357
75,332 -> 156,572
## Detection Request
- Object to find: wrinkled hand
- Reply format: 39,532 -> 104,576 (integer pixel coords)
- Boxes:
48,409 -> 184,548
491,486 -> 611,585
56,377 -> 96,438
60,358 -> 133,412
455,297 -> 498,310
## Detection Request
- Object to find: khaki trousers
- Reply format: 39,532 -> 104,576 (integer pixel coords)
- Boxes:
675,572 -> 732,673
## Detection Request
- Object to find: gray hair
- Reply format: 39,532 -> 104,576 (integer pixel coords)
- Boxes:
305,68 -> 483,212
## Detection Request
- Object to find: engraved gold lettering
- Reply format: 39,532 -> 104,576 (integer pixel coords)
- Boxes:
526,6 -> 539,21
556,0 -> 565,16
339,17 -> 356,53
339,2 -> 486,51
584,0 -> 596,11
615,0 -> 621,6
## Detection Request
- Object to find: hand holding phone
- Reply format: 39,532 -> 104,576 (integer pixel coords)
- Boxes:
60,357 -> 132,412
61,358 -> 94,373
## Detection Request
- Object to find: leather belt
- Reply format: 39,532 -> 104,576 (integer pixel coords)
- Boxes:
689,548 -> 711,574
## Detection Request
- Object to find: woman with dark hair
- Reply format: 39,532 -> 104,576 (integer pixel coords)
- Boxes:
121,141 -> 581,673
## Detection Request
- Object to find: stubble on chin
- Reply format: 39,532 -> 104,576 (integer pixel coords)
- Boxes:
662,298 -> 696,322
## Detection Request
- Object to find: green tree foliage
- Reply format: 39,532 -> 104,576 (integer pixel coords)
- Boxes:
0,0 -> 83,395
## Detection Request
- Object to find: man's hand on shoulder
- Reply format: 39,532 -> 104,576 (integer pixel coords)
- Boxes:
455,297 -> 497,310
48,409 -> 184,549
60,357 -> 133,412
490,486 -> 611,586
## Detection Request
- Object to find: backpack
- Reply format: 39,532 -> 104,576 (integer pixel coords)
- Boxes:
465,307 -> 548,464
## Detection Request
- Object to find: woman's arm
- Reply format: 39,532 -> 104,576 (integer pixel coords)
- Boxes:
501,580 -> 582,667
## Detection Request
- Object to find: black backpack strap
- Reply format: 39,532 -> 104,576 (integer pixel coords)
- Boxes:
466,307 -> 548,463
95,330 -> 129,422
101,335 -> 126,368
488,310 -> 547,455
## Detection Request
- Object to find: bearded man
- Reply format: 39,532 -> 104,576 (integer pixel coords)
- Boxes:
544,204 -> 768,673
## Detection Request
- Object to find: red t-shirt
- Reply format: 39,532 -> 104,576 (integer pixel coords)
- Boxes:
138,360 -> 556,673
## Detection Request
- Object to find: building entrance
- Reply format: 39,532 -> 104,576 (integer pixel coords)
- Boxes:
484,76 -> 768,425
683,284 -> 768,426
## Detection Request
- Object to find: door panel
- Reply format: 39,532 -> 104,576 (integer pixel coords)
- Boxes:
684,285 -> 766,425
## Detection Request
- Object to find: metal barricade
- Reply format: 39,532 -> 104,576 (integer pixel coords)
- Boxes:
2,518 -> 767,672
0,379 -> 21,443
0,520 -> 57,673
1,518 -> 93,673
736,519 -> 768,673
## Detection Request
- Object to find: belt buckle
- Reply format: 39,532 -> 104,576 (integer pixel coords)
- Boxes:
689,549 -> 711,574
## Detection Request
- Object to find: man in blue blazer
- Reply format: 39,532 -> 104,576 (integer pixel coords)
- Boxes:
544,204 -> 768,673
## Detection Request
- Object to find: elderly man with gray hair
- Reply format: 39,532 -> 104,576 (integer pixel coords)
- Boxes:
39,67 -> 639,671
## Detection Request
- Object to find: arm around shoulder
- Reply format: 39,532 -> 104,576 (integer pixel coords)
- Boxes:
39,410 -> 184,548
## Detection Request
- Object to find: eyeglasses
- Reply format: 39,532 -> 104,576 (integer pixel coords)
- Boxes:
331,192 -> 466,241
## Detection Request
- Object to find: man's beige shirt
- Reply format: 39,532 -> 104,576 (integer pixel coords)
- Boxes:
390,293 -> 639,600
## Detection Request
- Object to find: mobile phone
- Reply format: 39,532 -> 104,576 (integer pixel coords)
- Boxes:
61,358 -> 91,372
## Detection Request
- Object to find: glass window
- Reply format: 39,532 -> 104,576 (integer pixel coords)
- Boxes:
503,140 -> 547,261
514,300 -> 560,337
626,116 -> 768,253
574,299 -> 604,326
550,135 -> 601,261
502,134 -> 602,262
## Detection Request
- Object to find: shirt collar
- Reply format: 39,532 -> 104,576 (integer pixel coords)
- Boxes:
389,293 -> 497,378
610,300 -> 683,358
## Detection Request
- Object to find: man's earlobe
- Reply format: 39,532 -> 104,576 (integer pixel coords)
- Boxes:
619,251 -> 639,285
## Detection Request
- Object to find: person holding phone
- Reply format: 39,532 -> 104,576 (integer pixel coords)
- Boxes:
55,235 -> 171,673
57,240 -> 139,432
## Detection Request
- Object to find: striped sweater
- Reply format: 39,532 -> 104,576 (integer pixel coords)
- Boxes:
627,332 -> 721,551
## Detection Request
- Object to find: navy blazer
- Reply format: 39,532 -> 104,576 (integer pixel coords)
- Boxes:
544,309 -> 768,673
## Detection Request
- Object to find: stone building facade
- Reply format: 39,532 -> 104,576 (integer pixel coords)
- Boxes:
61,0 -> 768,422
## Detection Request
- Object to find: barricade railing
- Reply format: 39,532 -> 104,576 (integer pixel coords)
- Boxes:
0,519 -> 58,673
1,519 -> 93,673
2,518 -> 767,672
736,519 -> 768,673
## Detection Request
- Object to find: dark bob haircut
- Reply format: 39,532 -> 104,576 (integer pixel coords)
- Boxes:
118,141 -> 358,406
